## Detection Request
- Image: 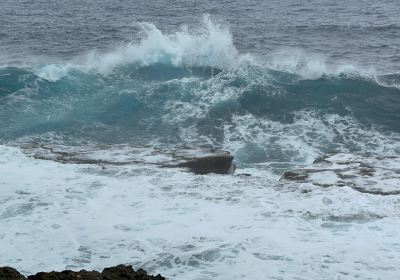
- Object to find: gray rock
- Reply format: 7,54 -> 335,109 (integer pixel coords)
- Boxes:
281,153 -> 400,195
19,143 -> 235,175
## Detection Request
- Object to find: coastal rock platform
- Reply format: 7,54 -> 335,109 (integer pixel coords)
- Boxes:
281,153 -> 400,195
19,143 -> 235,175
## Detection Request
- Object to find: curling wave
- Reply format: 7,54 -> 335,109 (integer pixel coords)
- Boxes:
0,17 -> 400,166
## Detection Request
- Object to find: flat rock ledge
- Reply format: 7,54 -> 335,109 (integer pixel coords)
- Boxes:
281,153 -> 400,195
0,265 -> 165,280
19,143 -> 235,175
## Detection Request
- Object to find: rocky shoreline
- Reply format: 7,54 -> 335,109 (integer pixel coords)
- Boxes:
0,265 -> 165,280
281,153 -> 400,195
19,143 -> 235,175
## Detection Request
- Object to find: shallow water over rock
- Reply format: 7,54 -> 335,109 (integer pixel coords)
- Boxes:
282,153 -> 400,195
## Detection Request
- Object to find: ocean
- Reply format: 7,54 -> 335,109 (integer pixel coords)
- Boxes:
1,0 -> 400,279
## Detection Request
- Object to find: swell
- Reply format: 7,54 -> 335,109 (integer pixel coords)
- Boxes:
1,62 -> 399,143
0,18 -> 399,163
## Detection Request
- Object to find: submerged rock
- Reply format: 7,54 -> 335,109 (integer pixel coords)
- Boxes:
20,143 -> 235,175
281,153 -> 400,195
0,265 -> 165,280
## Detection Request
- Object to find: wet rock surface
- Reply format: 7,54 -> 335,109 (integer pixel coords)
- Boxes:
19,143 -> 235,175
281,153 -> 400,195
0,265 -> 165,280
0,267 -> 27,280
163,149 -> 235,174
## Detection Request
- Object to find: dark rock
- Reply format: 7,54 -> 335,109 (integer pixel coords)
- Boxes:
0,267 -> 27,280
0,265 -> 165,280
351,186 -> 400,196
28,270 -> 100,280
101,265 -> 164,280
236,173 -> 251,177
283,170 -> 308,181
169,151 -> 235,174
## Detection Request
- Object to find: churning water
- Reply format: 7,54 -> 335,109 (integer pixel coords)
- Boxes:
1,1 -> 400,279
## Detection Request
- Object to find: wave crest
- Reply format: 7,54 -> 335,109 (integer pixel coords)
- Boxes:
17,16 -> 400,87
267,48 -> 376,80
83,15 -> 239,74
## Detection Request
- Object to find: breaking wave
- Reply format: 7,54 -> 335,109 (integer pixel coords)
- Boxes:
1,17 -> 400,166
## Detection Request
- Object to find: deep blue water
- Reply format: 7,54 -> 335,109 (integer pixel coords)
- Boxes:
1,0 -> 400,163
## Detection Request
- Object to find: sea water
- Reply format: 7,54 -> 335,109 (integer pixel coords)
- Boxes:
1,1 -> 400,279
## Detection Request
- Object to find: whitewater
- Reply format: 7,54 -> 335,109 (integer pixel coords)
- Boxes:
1,6 -> 400,280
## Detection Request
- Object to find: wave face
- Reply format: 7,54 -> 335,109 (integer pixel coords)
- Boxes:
1,18 -> 400,164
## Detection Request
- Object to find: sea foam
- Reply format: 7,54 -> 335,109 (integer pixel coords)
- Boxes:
83,16 -> 239,74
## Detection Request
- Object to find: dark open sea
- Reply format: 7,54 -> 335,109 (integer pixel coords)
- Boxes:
1,1 -> 400,279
